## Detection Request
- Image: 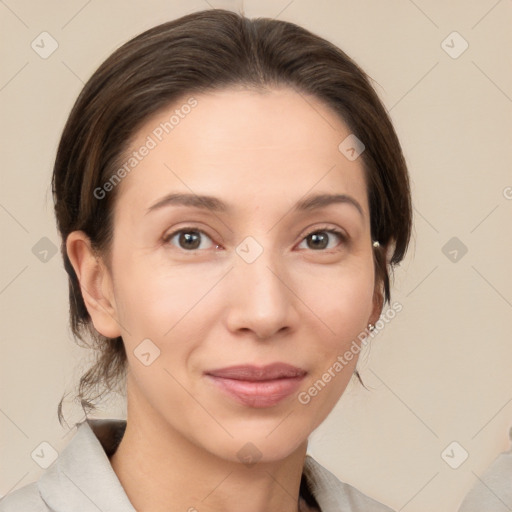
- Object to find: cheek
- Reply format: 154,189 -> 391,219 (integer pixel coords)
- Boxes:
114,264 -> 208,409
114,251 -> 375,350
112,251 -> 209,335
294,258 -> 375,342
112,258 -> 224,397
293,265 -> 374,423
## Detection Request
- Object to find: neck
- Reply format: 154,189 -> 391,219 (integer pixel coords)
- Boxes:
109,382 -> 311,512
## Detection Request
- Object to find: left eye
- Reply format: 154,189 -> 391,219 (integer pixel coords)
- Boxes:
297,229 -> 345,251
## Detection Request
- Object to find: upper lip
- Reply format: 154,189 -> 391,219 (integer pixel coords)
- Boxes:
205,363 -> 307,381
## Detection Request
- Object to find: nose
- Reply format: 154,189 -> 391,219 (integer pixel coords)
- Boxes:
224,244 -> 298,340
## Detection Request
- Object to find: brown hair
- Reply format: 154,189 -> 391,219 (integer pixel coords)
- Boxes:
53,8 -> 412,427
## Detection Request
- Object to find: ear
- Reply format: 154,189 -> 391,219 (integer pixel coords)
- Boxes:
66,231 -> 122,339
368,279 -> 384,327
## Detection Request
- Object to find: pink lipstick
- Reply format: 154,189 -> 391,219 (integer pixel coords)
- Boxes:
205,363 -> 306,408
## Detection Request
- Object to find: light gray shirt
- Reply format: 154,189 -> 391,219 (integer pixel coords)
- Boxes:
457,426 -> 512,512
0,418 -> 395,512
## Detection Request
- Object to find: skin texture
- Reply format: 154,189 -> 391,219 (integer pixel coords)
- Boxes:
66,86 -> 382,512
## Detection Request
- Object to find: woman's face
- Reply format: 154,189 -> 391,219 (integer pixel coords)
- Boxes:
88,87 -> 380,462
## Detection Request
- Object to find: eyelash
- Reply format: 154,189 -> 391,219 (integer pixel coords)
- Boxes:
162,225 -> 348,253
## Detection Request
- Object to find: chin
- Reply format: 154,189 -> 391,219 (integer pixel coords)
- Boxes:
203,427 -> 308,466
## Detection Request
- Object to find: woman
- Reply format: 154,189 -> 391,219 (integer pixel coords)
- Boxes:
0,8 -> 411,512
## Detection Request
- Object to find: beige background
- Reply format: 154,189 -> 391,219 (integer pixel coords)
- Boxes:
1,1 -> 511,510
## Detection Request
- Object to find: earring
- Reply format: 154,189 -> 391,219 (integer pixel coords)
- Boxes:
368,323 -> 375,331
372,241 -> 380,248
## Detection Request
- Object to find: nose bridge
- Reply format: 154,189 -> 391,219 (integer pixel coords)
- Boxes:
226,234 -> 294,337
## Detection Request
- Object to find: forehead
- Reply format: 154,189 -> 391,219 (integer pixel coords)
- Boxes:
113,87 -> 368,223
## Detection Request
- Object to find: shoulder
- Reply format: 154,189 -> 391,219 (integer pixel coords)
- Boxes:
1,419 -> 135,512
457,435 -> 512,511
303,455 -> 396,512
0,482 -> 49,512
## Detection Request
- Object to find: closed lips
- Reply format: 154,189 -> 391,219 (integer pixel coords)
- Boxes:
205,363 -> 307,381
204,363 -> 307,408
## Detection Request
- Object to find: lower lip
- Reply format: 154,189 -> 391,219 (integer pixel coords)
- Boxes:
205,375 -> 305,408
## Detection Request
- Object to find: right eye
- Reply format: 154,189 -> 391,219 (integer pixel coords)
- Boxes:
163,228 -> 218,252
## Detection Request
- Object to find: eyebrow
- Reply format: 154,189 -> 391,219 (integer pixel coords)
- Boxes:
145,192 -> 364,217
